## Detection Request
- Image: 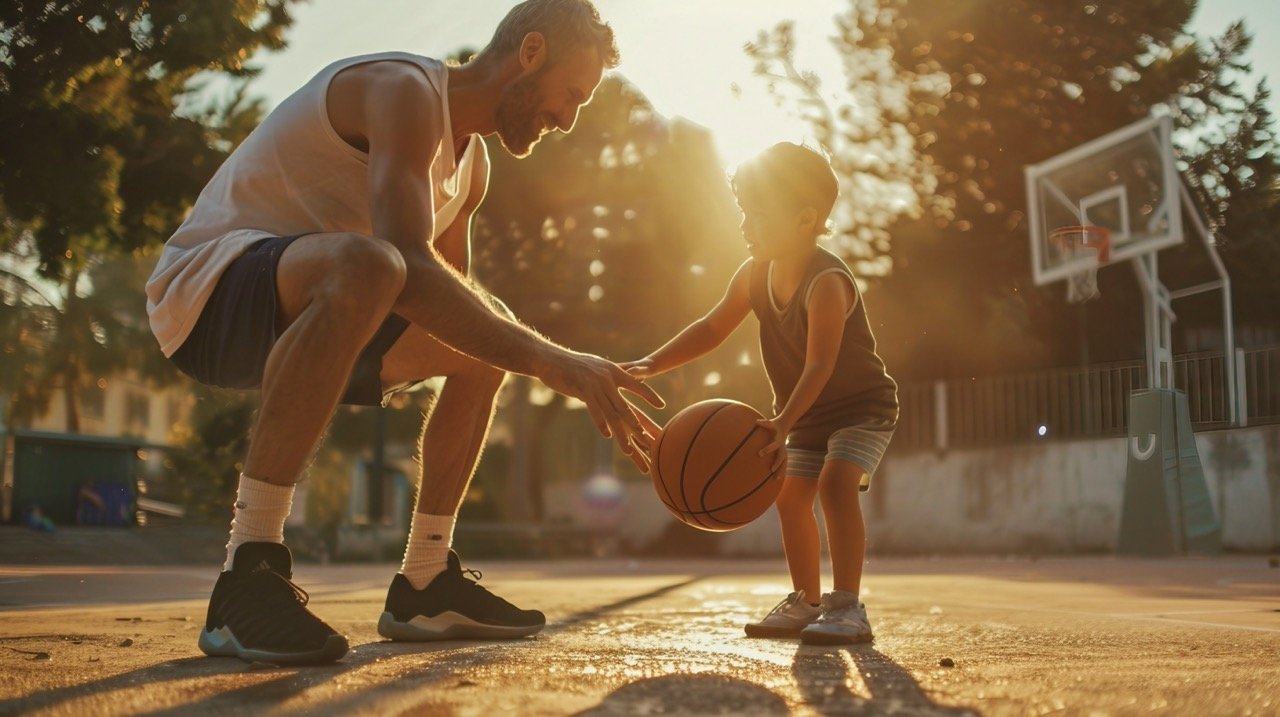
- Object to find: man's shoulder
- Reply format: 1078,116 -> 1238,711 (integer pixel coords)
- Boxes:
326,53 -> 444,98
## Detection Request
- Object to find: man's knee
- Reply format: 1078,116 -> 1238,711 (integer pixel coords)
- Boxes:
319,235 -> 407,304
279,234 -> 408,328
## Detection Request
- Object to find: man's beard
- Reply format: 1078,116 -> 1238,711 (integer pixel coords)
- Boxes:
495,73 -> 546,158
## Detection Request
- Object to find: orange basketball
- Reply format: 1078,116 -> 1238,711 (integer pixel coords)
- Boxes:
651,399 -> 783,532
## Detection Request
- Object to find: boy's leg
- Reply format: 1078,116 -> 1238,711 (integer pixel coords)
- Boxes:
817,460 -> 869,595
800,458 -> 873,645
775,475 -> 822,600
744,459 -> 824,639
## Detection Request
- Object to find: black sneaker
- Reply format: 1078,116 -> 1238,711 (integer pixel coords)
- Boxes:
198,542 -> 348,664
378,551 -> 545,640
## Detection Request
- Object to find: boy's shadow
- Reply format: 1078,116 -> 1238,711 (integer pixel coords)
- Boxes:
791,644 -> 980,716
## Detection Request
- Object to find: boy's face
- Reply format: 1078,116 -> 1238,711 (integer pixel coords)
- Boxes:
737,192 -> 813,260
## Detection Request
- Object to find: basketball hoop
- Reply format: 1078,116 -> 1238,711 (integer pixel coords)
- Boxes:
1050,225 -> 1112,303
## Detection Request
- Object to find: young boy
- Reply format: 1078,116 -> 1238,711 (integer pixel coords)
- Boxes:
623,142 -> 898,645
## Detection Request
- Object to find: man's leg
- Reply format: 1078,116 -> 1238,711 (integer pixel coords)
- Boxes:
203,232 -> 405,664
382,325 -> 506,587
376,322 -> 546,640
222,233 -> 405,568
246,232 -> 407,484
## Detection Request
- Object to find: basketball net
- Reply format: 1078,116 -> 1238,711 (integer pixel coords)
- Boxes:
1050,226 -> 1112,303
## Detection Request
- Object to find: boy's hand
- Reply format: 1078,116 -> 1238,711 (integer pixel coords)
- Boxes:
755,416 -> 792,475
619,358 -> 657,379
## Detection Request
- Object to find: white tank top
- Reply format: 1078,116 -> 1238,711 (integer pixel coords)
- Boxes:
145,52 -> 478,357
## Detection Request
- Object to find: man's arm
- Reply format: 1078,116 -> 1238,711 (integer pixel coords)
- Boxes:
434,137 -> 490,275
332,62 -> 662,454
358,64 -> 541,371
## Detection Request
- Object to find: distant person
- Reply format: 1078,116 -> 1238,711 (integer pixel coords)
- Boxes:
145,0 -> 661,665
75,481 -> 106,525
23,505 -> 55,533
624,143 -> 898,645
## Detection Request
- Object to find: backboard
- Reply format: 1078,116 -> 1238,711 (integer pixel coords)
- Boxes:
1025,115 -> 1182,286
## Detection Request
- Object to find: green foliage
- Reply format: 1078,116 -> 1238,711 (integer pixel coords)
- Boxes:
746,8 -> 949,277
462,74 -> 777,517
475,73 -> 777,417
0,0 -> 298,429
0,0 -> 295,272
750,0 -> 1280,377
166,387 -> 256,521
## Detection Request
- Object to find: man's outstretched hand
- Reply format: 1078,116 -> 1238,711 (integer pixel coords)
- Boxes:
539,351 -> 665,473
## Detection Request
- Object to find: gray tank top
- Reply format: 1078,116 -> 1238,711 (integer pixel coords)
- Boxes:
748,248 -> 898,449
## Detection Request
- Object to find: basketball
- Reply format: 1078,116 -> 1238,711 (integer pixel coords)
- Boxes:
651,399 -> 783,532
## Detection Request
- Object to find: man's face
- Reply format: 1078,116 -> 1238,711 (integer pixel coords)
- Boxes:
495,46 -> 605,157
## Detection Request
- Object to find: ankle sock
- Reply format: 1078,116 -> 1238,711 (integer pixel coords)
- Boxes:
400,513 -> 456,589
224,475 -> 294,571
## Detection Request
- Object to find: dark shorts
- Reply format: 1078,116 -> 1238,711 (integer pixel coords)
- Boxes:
170,235 -> 410,406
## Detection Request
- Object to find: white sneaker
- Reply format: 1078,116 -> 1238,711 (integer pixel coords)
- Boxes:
800,590 -> 873,645
744,590 -> 821,638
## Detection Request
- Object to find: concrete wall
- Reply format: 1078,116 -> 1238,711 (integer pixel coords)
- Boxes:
544,423 -> 1280,555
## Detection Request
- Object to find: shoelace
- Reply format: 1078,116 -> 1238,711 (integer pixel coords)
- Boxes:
454,565 -> 520,609
763,592 -> 803,617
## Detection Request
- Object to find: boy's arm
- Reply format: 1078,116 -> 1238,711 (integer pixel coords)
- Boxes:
623,260 -> 754,378
433,138 -> 489,275
757,273 -> 855,468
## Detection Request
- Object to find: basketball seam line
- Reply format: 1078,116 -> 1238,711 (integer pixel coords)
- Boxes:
651,424 -> 682,521
690,463 -> 783,516
677,404 -> 734,529
697,425 -> 765,514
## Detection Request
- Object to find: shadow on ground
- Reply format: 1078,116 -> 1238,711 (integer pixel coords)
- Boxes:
791,645 -> 979,716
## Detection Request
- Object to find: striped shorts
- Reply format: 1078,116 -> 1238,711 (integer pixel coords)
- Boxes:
785,418 -> 896,491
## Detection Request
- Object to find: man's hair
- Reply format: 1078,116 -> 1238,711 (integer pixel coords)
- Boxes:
733,143 -> 839,233
483,0 -> 620,69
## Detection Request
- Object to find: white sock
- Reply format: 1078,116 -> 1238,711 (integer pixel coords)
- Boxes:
223,475 -> 295,571
400,513 -> 456,589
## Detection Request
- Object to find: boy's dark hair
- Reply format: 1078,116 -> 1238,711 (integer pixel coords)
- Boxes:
482,0 -> 620,69
732,143 -> 839,233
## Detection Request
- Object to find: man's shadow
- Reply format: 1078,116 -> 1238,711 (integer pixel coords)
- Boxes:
791,644 -> 980,716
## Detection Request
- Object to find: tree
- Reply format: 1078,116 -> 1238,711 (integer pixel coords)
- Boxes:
470,73 -> 768,520
748,0 -> 1280,377
1173,26 -> 1280,333
0,0 -> 299,428
746,8 -> 949,279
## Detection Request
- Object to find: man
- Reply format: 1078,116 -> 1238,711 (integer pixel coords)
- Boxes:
145,0 -> 661,665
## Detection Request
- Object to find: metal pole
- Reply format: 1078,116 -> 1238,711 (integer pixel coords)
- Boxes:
1177,182 -> 1239,426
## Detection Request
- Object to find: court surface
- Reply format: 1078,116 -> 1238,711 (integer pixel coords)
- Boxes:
2,556 -> 1277,716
